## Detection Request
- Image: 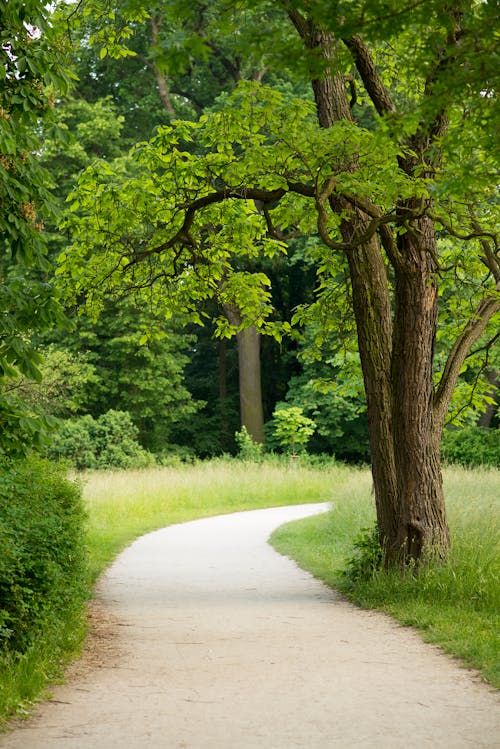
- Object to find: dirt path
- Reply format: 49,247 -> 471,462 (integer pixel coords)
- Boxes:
1,503 -> 498,748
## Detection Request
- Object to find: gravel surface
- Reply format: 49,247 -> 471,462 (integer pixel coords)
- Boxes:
1,503 -> 498,748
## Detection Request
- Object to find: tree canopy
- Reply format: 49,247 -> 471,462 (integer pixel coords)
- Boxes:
1,0 -> 498,561
56,0 -> 499,562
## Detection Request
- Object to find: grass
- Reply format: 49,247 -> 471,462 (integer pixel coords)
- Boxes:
82,457 -> 348,583
270,465 -> 500,687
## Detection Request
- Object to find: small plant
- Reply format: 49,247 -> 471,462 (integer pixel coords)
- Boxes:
234,426 -> 263,462
340,525 -> 383,588
271,406 -> 316,454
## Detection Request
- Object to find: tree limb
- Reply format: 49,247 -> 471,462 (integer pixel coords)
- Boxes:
434,282 -> 500,424
343,35 -> 395,116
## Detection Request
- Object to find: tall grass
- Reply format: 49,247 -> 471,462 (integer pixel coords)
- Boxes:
271,465 -> 500,687
83,458 -> 348,582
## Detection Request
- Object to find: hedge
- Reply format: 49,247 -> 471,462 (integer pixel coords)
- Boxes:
0,456 -> 87,655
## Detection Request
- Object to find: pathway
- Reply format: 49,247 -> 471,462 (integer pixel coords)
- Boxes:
1,503 -> 498,748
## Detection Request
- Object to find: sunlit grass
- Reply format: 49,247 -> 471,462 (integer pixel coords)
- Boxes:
270,466 -> 500,687
82,458 -> 351,582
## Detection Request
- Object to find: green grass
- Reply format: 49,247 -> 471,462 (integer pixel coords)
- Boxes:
270,465 -> 500,687
82,458 -> 348,582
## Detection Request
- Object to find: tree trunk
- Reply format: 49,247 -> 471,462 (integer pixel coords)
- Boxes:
291,13 -> 451,563
236,326 -> 265,444
390,215 -> 450,561
150,16 -> 176,115
223,303 -> 265,444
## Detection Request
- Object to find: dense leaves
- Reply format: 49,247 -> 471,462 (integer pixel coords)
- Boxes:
0,456 -> 87,653
0,0 -> 74,454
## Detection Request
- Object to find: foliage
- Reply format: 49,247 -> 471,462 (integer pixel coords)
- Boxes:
234,425 -> 263,462
47,410 -> 156,469
270,405 -> 316,453
56,1 -> 499,560
0,455 -> 87,654
442,427 -> 500,469
60,75 -> 499,414
339,525 -> 384,588
0,0 -> 74,454
12,345 -> 98,418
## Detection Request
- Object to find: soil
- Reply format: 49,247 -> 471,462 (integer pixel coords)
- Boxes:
1,503 -> 498,748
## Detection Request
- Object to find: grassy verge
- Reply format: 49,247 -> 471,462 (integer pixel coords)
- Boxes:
270,465 -> 500,687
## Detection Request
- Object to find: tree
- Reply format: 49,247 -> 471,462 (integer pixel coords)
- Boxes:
0,0 -> 73,454
61,1 -> 499,564
271,405 -> 316,454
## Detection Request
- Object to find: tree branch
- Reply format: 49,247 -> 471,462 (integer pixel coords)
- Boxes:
124,182 -> 315,267
434,282 -> 500,424
343,35 -> 395,116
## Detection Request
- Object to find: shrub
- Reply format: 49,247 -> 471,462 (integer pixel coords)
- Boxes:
235,426 -> 263,462
442,426 -> 499,468
0,456 -> 87,654
339,525 -> 383,590
47,409 -> 156,469
269,406 -> 316,454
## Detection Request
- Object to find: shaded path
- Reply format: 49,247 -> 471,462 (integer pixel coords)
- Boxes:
1,503 -> 498,748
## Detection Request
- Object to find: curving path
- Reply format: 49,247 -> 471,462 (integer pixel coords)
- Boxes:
1,503 -> 498,748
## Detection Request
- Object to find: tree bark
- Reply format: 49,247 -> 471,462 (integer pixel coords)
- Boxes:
289,9 -> 453,563
223,304 -> 265,444
391,215 -> 450,559
236,326 -> 265,444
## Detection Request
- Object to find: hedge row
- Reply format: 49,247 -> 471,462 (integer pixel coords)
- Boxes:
0,456 -> 87,655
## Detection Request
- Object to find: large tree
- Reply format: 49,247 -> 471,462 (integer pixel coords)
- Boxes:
61,0 -> 498,564
0,0 -> 73,453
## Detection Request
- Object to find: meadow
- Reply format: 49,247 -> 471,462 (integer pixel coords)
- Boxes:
83,460 -> 499,686
85,460 -> 499,687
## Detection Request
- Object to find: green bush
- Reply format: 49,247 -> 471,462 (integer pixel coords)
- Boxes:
47,409 -> 156,469
234,426 -> 263,462
339,525 -> 383,589
442,426 -> 499,468
0,456 -> 87,654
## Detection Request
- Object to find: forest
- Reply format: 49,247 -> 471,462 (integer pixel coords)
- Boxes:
0,0 -> 499,722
